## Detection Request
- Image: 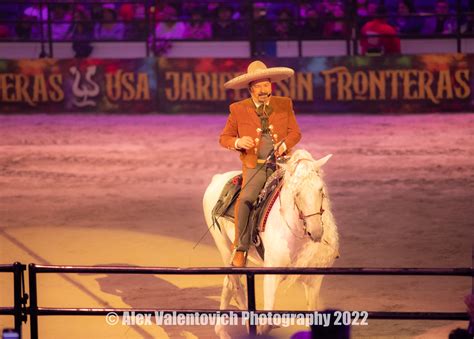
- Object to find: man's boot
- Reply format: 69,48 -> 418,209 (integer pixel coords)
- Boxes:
231,250 -> 247,267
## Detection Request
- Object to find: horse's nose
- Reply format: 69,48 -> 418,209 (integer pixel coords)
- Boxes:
308,230 -> 323,242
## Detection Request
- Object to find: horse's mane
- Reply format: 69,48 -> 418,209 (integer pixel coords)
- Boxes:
284,149 -> 325,194
281,149 -> 339,278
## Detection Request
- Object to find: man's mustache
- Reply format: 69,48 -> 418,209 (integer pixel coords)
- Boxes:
258,93 -> 271,97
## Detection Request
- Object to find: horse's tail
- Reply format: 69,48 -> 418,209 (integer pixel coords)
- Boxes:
202,173 -> 223,228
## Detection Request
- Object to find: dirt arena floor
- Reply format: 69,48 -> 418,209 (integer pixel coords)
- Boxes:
0,113 -> 472,339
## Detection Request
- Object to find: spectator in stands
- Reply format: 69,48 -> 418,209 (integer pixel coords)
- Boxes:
155,5 -> 185,40
0,3 -> 19,39
301,7 -> 324,38
356,0 -> 370,28
15,13 -> 34,40
252,3 -> 272,38
466,293 -> 474,334
118,3 -> 145,40
360,5 -> 401,55
274,8 -> 297,39
127,4 -> 148,41
212,5 -> 244,40
119,4 -> 135,22
315,0 -> 333,17
50,4 -> 73,41
181,3 -> 200,19
448,328 -> 471,339
0,25 -> 8,39
21,5 -> 49,40
94,4 -> 125,40
461,2 -> 474,34
323,2 -> 348,38
184,8 -> 211,39
390,0 -> 423,34
70,6 -> 93,57
290,309 -> 351,339
367,1 -> 378,17
207,2 -> 220,13
91,4 -> 103,22
298,0 -> 313,18
422,0 -> 457,34
152,5 -> 184,56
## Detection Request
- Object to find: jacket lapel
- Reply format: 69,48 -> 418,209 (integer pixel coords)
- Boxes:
269,96 -> 282,125
244,98 -> 262,127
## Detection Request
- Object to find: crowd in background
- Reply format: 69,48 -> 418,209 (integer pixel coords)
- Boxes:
0,0 -> 472,56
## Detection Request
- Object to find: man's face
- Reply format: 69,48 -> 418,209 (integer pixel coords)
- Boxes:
367,3 -> 377,16
218,8 -> 231,20
436,1 -> 449,14
398,2 -> 409,15
249,79 -> 272,103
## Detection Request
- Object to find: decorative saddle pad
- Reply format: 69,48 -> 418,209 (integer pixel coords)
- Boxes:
211,169 -> 285,259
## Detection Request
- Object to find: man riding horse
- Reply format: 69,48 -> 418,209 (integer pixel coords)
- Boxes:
219,60 -> 302,267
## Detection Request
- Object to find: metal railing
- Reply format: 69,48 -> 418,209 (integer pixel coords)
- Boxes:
26,264 -> 473,339
0,0 -> 472,57
0,263 -> 28,338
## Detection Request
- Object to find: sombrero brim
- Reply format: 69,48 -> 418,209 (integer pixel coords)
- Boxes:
224,67 -> 294,90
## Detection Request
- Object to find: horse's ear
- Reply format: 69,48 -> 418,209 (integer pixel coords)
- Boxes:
313,154 -> 333,170
279,161 -> 299,175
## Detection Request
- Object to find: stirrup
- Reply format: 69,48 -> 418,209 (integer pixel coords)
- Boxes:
252,234 -> 261,247
230,248 -> 247,266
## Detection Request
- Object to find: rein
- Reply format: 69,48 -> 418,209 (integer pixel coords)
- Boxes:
280,191 -> 326,239
279,193 -> 308,239
279,158 -> 326,240
298,190 -> 325,226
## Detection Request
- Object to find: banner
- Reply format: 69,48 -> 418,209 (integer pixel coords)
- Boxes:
0,54 -> 473,113
158,55 -> 473,113
0,58 -> 156,113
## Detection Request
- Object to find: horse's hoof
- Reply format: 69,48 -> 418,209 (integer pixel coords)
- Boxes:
215,324 -> 232,339
257,324 -> 272,335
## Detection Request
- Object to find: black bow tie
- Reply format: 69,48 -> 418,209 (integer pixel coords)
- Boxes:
255,104 -> 273,134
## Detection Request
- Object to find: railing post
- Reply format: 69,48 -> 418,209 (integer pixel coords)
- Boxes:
29,264 -> 38,339
38,0 -> 47,57
46,2 -> 53,57
351,0 -> 359,55
456,0 -> 462,53
145,0 -> 150,57
246,272 -> 256,336
13,262 -> 23,338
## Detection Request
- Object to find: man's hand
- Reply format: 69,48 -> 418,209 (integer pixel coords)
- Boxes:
236,136 -> 255,150
274,141 -> 287,157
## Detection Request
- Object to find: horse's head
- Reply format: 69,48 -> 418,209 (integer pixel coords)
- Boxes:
280,150 -> 332,242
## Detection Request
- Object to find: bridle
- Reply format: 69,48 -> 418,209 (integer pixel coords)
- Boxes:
279,158 -> 326,240
298,190 -> 325,230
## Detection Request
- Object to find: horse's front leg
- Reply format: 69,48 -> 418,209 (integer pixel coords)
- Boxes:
216,274 -> 248,339
212,234 -> 245,338
214,275 -> 233,339
257,274 -> 283,335
303,276 -> 324,310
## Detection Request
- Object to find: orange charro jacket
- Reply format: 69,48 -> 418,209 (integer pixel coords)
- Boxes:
219,95 -> 302,168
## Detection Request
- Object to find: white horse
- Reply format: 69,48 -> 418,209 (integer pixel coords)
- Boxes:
202,149 -> 340,338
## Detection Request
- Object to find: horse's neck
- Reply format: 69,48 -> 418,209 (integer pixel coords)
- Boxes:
278,185 -> 298,221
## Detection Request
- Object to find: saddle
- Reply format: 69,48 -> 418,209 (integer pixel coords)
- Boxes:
211,168 -> 285,260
